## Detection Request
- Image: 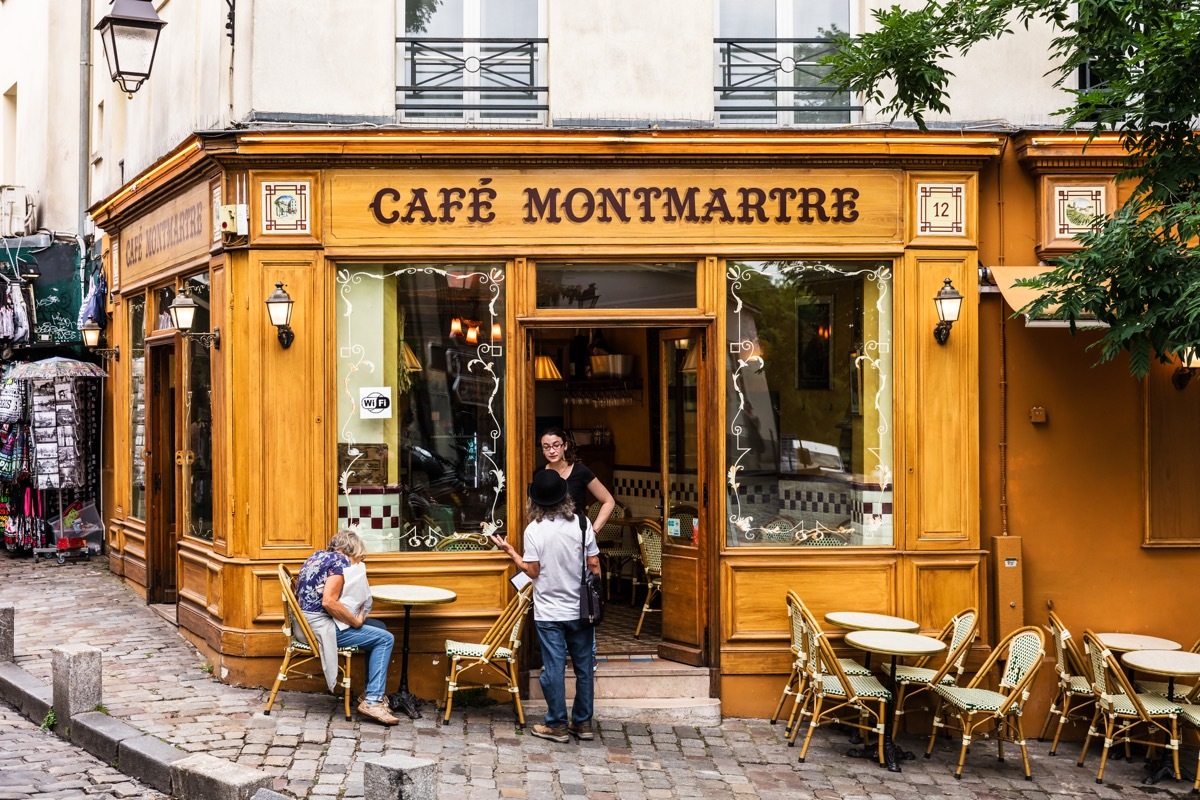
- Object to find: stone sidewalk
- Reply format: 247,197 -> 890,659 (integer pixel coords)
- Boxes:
0,556 -> 1186,799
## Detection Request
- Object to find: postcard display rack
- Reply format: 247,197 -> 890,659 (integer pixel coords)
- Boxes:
0,369 -> 102,559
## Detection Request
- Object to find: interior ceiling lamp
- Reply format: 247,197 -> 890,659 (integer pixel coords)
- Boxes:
400,341 -> 423,372
680,342 -> 701,373
449,317 -> 463,338
265,281 -> 295,349
933,278 -> 964,345
534,355 -> 562,381
169,289 -> 220,350
95,0 -> 168,96
80,316 -> 120,361
1173,347 -> 1200,390
491,323 -> 503,343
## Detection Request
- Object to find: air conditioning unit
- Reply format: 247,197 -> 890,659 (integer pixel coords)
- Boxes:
0,186 -> 37,238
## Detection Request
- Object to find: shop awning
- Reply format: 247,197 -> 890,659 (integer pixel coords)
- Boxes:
990,266 -> 1107,329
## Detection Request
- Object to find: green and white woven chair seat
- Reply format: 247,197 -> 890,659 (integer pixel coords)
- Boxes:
1138,679 -> 1193,699
883,663 -> 956,686
931,685 -> 1009,711
445,639 -> 514,660
1181,703 -> 1200,727
1063,674 -> 1094,694
1097,691 -> 1182,716
292,638 -> 359,655
817,673 -> 891,699
833,657 -> 872,677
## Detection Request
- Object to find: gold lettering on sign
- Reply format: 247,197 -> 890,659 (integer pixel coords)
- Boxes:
120,182 -> 212,282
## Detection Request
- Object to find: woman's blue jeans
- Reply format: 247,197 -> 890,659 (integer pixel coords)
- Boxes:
336,618 -> 394,703
536,620 -> 595,728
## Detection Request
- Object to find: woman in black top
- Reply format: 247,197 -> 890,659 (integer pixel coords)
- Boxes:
538,427 -> 616,532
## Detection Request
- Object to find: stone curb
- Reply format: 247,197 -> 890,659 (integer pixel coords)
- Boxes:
0,656 -> 272,799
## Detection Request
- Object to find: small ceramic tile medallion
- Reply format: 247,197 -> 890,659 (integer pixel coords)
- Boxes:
1055,185 -> 1105,236
916,183 -> 966,235
262,180 -> 310,234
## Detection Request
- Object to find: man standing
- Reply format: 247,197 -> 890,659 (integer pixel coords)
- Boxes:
491,470 -> 601,742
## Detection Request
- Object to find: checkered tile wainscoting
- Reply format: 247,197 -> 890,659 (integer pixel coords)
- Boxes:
337,489 -> 404,552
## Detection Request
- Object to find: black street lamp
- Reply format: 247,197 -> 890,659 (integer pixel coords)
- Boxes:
95,0 -> 167,96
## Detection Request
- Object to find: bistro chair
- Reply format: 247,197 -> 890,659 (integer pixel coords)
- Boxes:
884,606 -> 978,734
589,500 -> 633,596
433,532 -> 493,551
1037,611 -> 1096,755
634,520 -> 664,638
1077,629 -> 1182,785
440,584 -> 534,727
924,625 -> 1045,781
1177,689 -> 1200,793
668,504 -> 698,543
263,563 -> 359,721
1137,637 -> 1200,699
795,628 -> 892,767
785,599 -> 873,746
770,591 -> 813,730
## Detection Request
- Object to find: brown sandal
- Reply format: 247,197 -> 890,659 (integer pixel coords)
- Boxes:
357,699 -> 400,726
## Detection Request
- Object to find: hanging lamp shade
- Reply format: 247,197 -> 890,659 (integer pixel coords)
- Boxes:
95,0 -> 167,95
534,355 -> 562,381
680,342 -> 700,373
401,341 -> 423,372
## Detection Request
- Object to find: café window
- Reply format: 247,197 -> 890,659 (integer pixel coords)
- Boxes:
336,263 -> 506,552
182,273 -> 213,541
725,259 -> 893,547
129,295 -> 147,520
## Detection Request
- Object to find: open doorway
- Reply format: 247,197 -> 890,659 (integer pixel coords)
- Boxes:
528,324 -> 708,664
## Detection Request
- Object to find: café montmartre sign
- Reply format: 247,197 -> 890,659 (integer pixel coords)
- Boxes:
333,169 -> 902,244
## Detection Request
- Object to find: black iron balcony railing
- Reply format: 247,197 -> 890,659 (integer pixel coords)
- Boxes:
715,38 -> 860,124
397,37 -> 548,123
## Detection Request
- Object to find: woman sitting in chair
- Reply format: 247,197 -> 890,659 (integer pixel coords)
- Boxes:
296,529 -> 398,726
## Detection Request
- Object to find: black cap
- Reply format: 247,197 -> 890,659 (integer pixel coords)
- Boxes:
528,470 -> 568,507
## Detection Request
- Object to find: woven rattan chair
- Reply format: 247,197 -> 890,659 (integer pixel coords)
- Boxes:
785,599 -> 873,746
795,628 -> 892,766
634,520 -> 664,638
263,563 -> 359,721
925,625 -> 1045,781
884,606 -> 978,733
1077,629 -> 1182,785
589,500 -> 631,596
1177,686 -> 1200,793
433,532 -> 493,551
1037,611 -> 1096,755
770,591 -> 812,729
440,584 -> 533,726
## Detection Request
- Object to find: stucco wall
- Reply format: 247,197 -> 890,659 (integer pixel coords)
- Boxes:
548,0 -> 714,125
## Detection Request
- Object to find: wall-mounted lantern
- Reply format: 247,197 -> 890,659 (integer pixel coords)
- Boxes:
265,281 -> 295,349
933,278 -> 963,345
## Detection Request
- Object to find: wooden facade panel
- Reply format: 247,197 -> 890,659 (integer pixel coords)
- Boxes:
721,556 -> 898,643
900,554 -> 985,637
253,253 -> 328,555
1146,361 -> 1200,545
906,253 -> 978,548
177,548 -> 210,608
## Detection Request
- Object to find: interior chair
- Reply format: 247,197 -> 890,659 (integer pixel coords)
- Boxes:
668,504 -> 698,543
433,532 -> 493,551
264,563 -> 359,721
1037,611 -> 1096,755
1076,629 -> 1182,785
924,625 -> 1045,781
589,499 -> 630,597
440,584 -> 534,727
634,520 -> 664,638
795,628 -> 892,766
884,606 -> 978,734
1137,637 -> 1200,699
760,515 -> 800,545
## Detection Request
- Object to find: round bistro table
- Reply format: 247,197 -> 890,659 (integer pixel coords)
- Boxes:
1120,649 -> 1200,786
825,611 -> 921,633
371,583 -> 457,719
1095,632 -> 1181,653
845,629 -> 946,773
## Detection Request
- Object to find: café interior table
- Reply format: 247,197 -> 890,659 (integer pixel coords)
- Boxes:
1120,649 -> 1200,786
371,584 -> 457,719
844,629 -> 947,773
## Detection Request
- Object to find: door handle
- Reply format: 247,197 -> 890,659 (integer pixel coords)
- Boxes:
175,450 -> 195,466
142,449 -> 151,461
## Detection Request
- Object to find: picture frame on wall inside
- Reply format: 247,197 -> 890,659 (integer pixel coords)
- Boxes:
796,296 -> 833,390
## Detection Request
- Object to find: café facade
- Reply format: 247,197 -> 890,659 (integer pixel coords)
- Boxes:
89,128 -> 1199,718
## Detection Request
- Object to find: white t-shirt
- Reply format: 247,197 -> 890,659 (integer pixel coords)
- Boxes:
334,561 -> 373,632
523,514 -> 599,622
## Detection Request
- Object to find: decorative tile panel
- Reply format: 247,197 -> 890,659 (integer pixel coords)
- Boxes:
916,183 -> 966,235
261,180 -> 310,235
1055,185 -> 1106,236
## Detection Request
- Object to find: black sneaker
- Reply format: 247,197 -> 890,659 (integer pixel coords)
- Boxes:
568,721 -> 594,741
531,723 -> 570,743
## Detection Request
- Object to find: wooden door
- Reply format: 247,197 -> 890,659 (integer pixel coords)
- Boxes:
146,341 -> 178,604
656,327 -> 708,666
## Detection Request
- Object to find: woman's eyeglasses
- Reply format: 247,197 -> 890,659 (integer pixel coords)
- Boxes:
541,442 -> 565,451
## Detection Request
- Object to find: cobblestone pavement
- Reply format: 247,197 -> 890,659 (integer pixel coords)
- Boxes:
0,556 -> 1189,799
0,702 -> 170,799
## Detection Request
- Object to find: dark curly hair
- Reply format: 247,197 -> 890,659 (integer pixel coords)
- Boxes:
538,426 -> 578,465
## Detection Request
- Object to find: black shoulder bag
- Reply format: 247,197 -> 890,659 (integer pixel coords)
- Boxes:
578,513 -> 604,625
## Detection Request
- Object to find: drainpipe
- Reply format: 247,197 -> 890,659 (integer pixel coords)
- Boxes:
78,0 -> 92,296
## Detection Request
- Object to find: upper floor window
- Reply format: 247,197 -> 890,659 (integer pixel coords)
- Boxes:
715,0 -> 857,126
397,0 -> 546,125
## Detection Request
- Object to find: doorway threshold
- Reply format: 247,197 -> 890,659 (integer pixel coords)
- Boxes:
148,603 -> 177,625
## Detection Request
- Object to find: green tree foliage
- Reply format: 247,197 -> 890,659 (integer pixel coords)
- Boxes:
823,0 -> 1200,376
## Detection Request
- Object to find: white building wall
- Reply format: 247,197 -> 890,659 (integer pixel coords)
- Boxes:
548,0 -> 714,125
